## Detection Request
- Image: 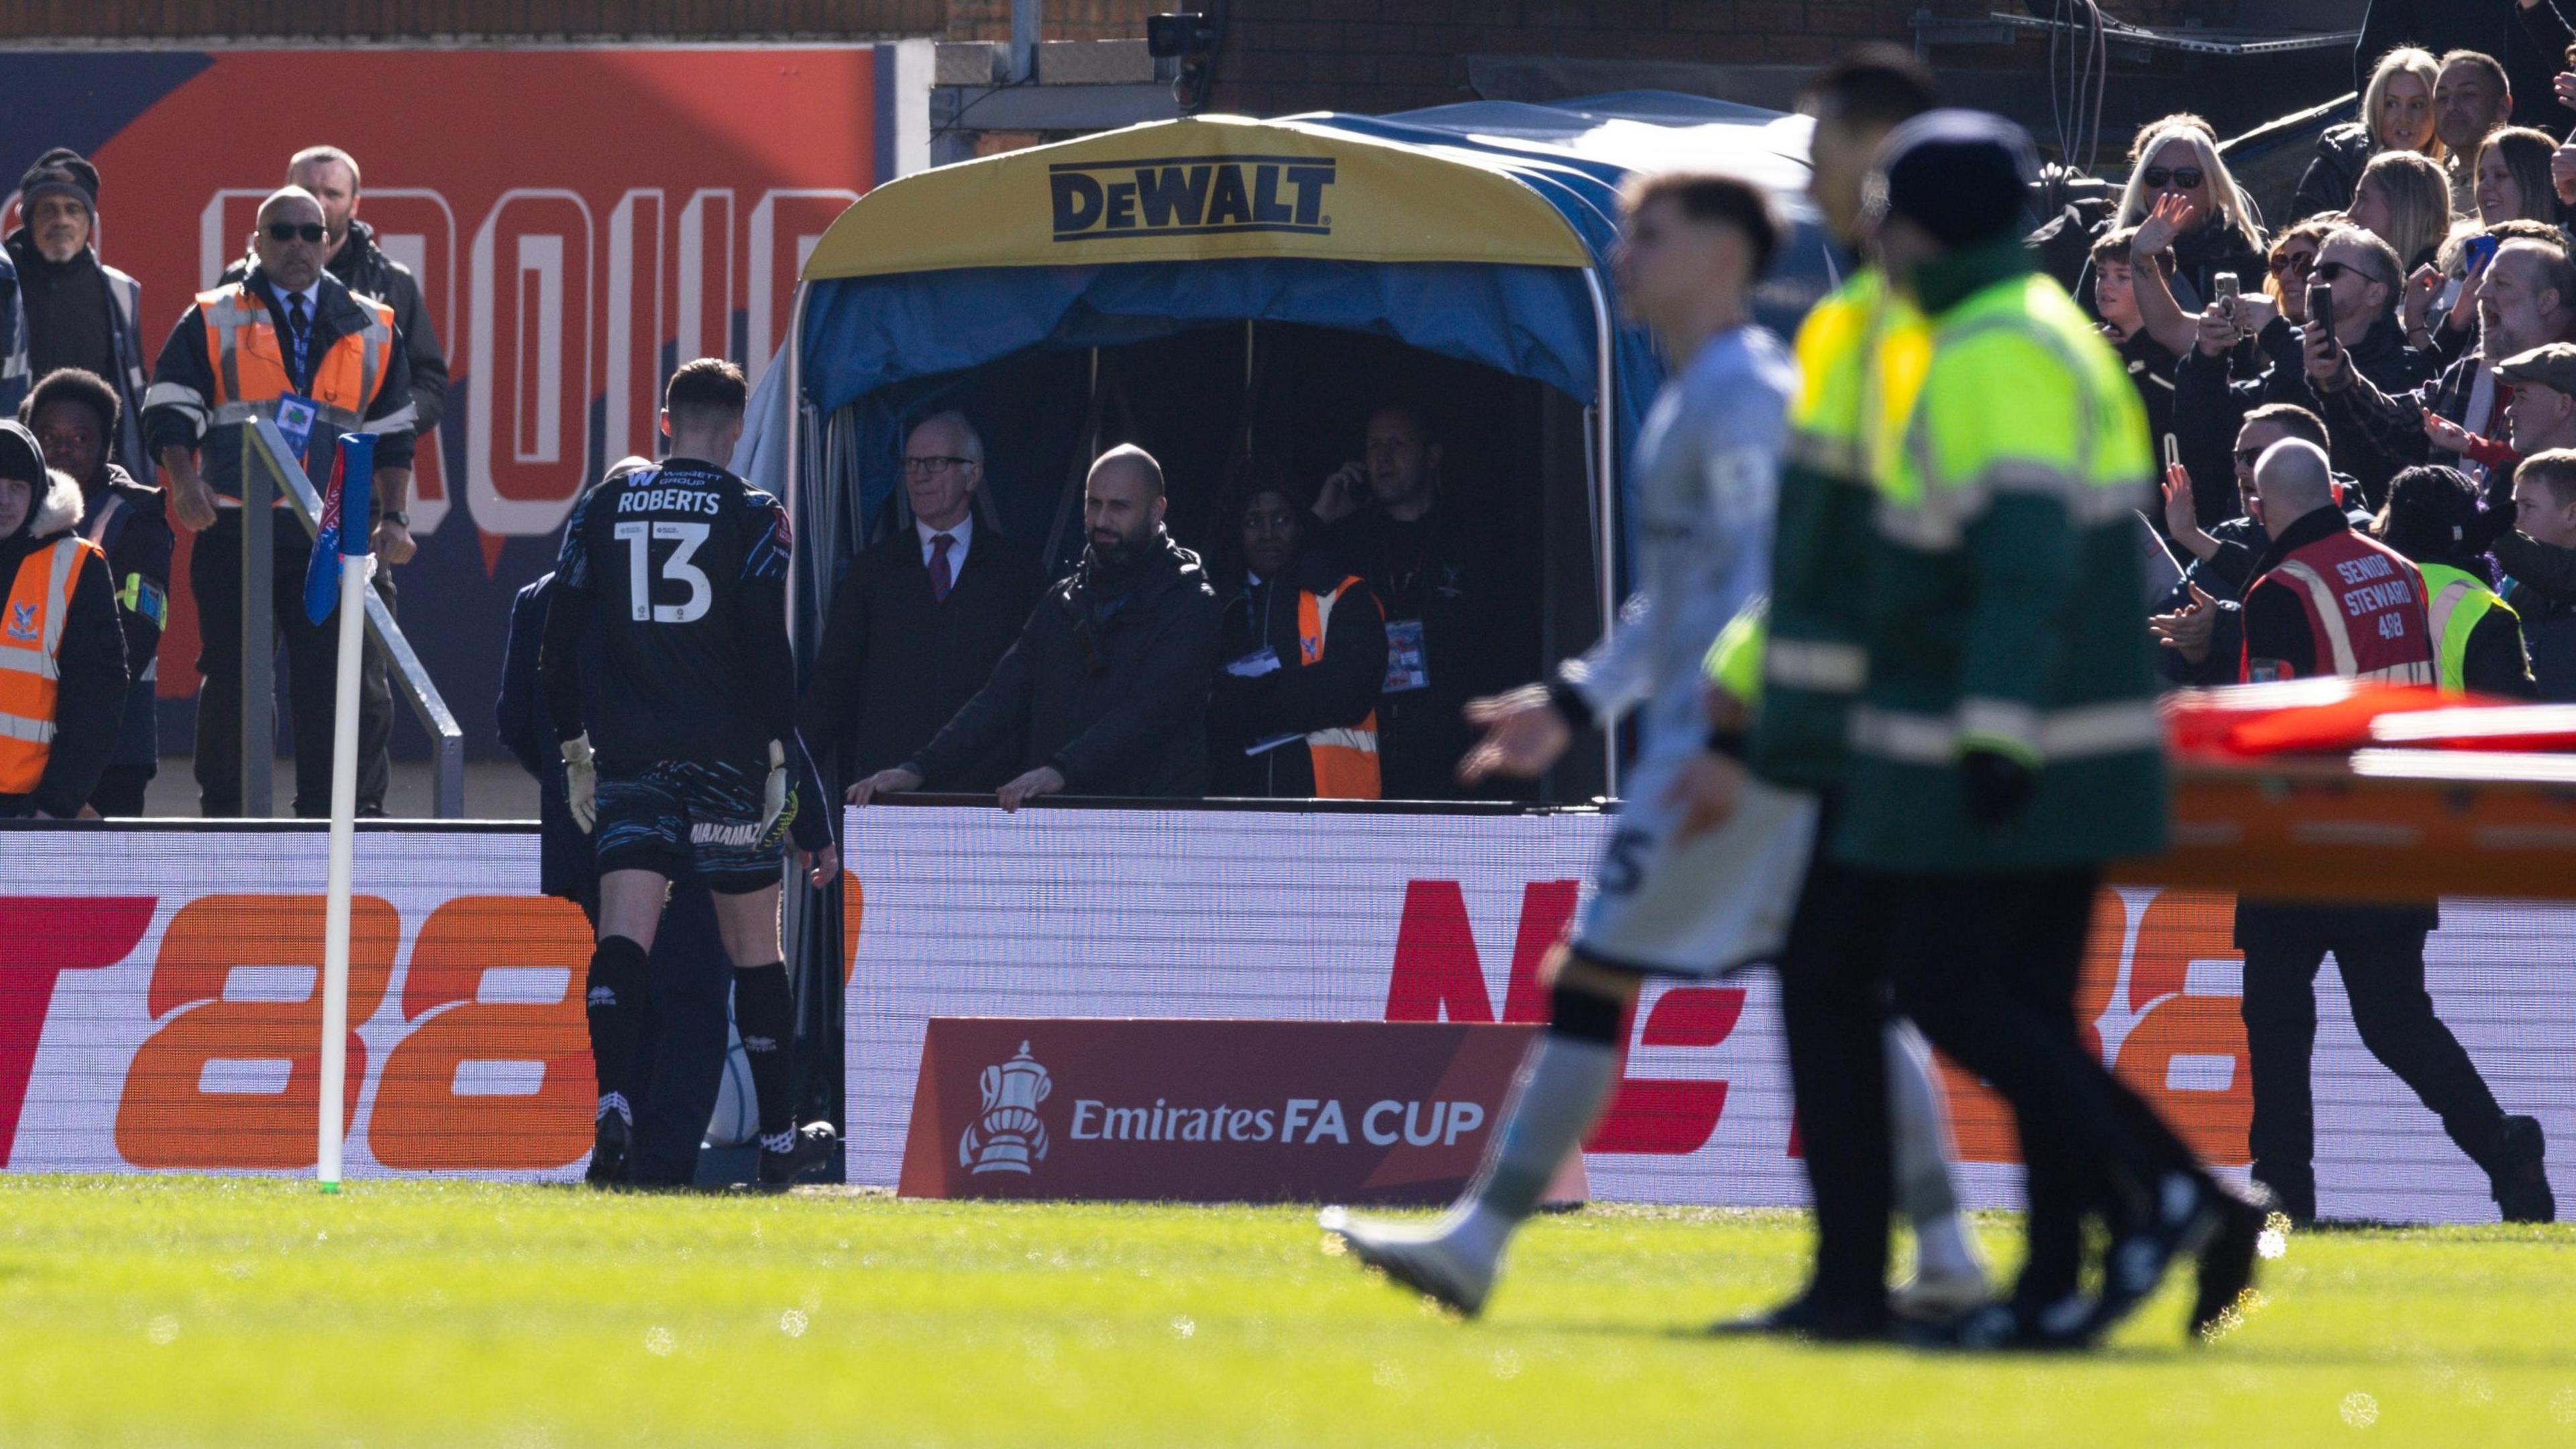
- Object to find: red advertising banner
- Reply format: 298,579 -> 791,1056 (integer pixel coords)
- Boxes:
0,46 -> 898,757
898,1018 -> 1542,1205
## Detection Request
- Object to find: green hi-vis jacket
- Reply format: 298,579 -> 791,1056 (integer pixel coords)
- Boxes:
1818,241 -> 2169,874
1748,266 -> 1931,790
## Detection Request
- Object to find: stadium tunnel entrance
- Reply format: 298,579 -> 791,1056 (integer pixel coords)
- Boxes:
801,320 -> 1608,803
757,104 -> 1835,1133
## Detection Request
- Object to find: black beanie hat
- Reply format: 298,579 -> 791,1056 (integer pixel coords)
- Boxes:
1866,109 -> 2036,249
18,147 -> 99,214
2381,464 -> 2483,555
0,421 -> 43,487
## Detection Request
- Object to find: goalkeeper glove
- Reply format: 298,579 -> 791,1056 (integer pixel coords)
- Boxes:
561,733 -> 598,834
759,739 -> 790,839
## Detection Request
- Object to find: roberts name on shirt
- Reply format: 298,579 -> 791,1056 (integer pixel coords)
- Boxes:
617,486 -> 722,515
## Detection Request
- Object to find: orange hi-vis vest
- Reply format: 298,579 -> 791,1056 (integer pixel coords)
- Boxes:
0,533 -> 106,792
1297,576 -> 1381,800
195,281 -> 396,498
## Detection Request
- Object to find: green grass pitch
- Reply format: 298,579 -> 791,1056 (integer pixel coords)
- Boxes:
1,1178 -> 2571,1448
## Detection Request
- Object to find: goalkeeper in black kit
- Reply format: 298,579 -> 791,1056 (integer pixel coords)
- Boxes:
540,358 -> 841,1187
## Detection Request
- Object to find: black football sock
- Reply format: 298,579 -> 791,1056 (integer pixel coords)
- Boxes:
585,935 -> 649,1124
733,962 -> 798,1151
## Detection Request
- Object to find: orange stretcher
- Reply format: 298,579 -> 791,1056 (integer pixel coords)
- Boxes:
2108,682 -> 2576,904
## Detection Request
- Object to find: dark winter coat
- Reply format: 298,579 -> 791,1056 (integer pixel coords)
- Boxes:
3,229 -> 150,480
74,462 -> 170,770
799,521 -> 1042,792
2494,530 -> 2576,700
2293,123 -> 2379,223
908,533 -> 1220,798
1315,500 -> 1500,800
2172,313 -> 2435,519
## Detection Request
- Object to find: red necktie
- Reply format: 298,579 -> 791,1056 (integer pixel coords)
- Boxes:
929,533 -> 955,603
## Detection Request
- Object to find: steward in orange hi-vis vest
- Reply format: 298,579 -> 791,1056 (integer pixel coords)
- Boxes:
142,272 -> 411,503
1208,549 -> 1389,801
1294,577 -> 1383,798
0,422 -> 125,818
142,262 -> 417,819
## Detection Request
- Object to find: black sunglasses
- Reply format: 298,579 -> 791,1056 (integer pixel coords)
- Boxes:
2235,447 -> 2267,468
2141,166 -> 2204,189
264,221 -> 326,244
2313,259 -> 2391,288
2269,251 -> 2315,276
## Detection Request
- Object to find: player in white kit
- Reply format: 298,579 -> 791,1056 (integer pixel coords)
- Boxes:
1321,169 -> 1985,1327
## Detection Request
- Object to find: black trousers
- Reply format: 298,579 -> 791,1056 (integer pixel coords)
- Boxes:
1778,849 -> 1898,1319
192,510 -> 391,816
578,885 -> 731,1187
1886,868 -> 2202,1309
87,764 -> 152,818
2238,903 -> 2506,1222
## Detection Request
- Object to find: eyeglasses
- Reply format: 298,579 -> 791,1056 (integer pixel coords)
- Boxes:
2235,447 -> 2268,468
2141,166 -> 2204,190
2313,259 -> 2392,288
264,222 -> 326,244
901,455 -> 976,478
2269,251 -> 2315,278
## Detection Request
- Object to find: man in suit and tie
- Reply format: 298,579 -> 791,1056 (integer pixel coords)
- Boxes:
802,411 -> 1041,796
144,185 -> 413,817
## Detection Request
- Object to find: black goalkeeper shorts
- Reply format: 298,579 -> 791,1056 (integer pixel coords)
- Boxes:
594,757 -> 794,894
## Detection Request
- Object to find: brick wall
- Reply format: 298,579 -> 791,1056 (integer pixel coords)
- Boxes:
0,0 -> 1155,40
945,0 -> 1157,42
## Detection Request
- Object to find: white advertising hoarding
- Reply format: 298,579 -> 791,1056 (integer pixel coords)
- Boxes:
0,812 -> 2565,1224
841,804 -> 2576,1224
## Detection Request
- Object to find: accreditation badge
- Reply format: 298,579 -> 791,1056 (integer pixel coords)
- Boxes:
1383,618 -> 1430,694
274,394 -> 319,468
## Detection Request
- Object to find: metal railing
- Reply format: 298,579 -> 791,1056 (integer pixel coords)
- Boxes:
239,419 -> 466,817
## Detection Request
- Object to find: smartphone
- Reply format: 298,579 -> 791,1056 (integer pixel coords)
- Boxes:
2306,281 -> 2338,354
2162,433 -> 2182,474
2212,271 -> 2239,307
2466,233 -> 2500,274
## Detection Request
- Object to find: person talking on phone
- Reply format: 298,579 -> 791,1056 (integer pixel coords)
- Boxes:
1309,403 -> 1499,801
2317,233 -> 2576,505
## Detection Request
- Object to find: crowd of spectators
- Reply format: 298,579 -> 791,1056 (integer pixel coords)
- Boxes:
30,21 -> 2576,824
2055,17 -> 2576,707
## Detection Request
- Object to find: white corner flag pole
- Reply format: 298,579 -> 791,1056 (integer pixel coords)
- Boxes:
317,546 -> 368,1191
317,545 -> 372,1193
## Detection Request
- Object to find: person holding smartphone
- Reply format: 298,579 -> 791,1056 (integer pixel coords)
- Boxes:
2316,233 -> 2576,504
2173,227 -> 2429,522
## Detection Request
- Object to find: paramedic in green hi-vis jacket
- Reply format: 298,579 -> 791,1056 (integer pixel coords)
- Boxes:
1829,111 -> 2266,1349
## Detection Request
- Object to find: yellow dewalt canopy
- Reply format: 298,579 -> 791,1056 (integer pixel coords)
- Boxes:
800,113 -> 1598,279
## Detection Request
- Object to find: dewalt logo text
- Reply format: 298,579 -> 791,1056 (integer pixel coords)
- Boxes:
1049,155 -> 1336,241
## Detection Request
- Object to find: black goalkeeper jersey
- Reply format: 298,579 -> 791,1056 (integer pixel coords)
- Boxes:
545,458 -> 796,767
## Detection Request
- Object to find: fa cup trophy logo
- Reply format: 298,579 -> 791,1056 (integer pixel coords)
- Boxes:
960,1040 -> 1052,1175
